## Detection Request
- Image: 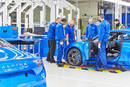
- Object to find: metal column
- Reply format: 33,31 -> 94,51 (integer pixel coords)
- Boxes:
0,13 -> 2,26
68,9 -> 72,22
40,3 -> 46,27
115,0 -> 122,23
3,0 -> 8,26
125,6 -> 128,28
17,4 -> 22,35
50,4 -> 56,22
28,4 -> 34,30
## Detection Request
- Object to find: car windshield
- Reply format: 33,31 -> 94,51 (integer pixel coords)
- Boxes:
93,32 -> 130,41
0,39 -> 15,47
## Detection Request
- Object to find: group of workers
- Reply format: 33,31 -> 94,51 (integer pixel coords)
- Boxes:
86,14 -> 110,70
47,13 -> 125,69
47,18 -> 76,66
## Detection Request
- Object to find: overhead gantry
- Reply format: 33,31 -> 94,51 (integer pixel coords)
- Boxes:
0,0 -> 80,35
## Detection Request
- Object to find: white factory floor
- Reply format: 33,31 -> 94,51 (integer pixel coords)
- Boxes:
44,59 -> 130,87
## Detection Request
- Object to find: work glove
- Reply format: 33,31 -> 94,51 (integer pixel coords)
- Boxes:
86,38 -> 89,42
75,36 -> 77,41
65,38 -> 67,41
60,40 -> 63,45
66,40 -> 69,45
65,38 -> 69,45
98,41 -> 101,49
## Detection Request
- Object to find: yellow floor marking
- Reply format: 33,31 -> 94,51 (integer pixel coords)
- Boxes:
115,70 -> 123,73
75,67 -> 82,70
56,65 -> 124,73
88,69 -> 95,71
102,70 -> 110,73
64,65 -> 69,68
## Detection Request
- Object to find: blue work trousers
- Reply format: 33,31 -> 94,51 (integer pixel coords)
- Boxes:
69,39 -> 74,44
96,41 -> 107,68
56,40 -> 64,64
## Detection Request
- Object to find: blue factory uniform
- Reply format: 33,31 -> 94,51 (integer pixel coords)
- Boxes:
55,22 -> 65,64
96,20 -> 110,69
47,22 -> 57,62
86,24 -> 98,39
86,23 -> 98,57
48,22 -> 57,40
65,24 -> 75,44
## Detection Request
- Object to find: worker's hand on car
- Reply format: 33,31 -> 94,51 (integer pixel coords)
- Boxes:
66,40 -> 69,45
60,40 -> 63,45
65,38 -> 68,41
75,36 -> 77,41
98,42 -> 101,49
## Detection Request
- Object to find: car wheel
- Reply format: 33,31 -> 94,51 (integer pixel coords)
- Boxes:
67,48 -> 82,66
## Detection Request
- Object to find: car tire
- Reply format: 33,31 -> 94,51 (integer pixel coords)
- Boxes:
67,48 -> 82,66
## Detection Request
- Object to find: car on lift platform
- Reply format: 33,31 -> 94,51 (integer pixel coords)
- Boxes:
0,38 -> 46,87
64,30 -> 130,69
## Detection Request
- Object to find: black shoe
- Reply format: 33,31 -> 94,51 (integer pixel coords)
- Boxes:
93,65 -> 97,68
57,63 -> 64,67
118,65 -> 127,71
96,68 -> 104,71
50,59 -> 56,63
120,68 -> 127,71
56,61 -> 66,64
46,58 -> 50,62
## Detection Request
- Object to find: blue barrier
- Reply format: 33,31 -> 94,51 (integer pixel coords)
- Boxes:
0,26 -> 18,38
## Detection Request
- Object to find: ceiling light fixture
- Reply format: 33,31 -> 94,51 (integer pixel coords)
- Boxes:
104,0 -> 130,6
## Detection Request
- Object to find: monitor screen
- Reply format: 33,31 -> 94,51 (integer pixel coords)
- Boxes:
34,27 -> 45,35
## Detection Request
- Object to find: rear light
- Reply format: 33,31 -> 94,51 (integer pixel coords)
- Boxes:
33,60 -> 43,66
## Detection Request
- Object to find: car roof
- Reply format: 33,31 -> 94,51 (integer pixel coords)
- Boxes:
110,30 -> 130,34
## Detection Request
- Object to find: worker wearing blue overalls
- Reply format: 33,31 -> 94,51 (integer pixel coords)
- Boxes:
47,17 -> 61,63
55,18 -> 67,66
65,20 -> 76,45
96,14 -> 110,70
86,16 -> 98,40
86,16 -> 98,57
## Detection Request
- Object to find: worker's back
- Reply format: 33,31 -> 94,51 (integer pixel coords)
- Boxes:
99,20 -> 110,42
55,22 -> 65,41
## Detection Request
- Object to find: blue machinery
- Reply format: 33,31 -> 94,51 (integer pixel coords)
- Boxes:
0,26 -> 18,38
0,26 -> 49,57
5,36 -> 49,57
4,37 -> 41,57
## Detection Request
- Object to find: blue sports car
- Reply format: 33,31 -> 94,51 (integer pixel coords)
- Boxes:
0,38 -> 46,87
64,30 -> 130,69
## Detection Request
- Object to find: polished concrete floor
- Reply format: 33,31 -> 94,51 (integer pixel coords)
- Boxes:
44,60 -> 130,87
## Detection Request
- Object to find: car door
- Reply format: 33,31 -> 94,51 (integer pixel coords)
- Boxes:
119,34 -> 130,65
